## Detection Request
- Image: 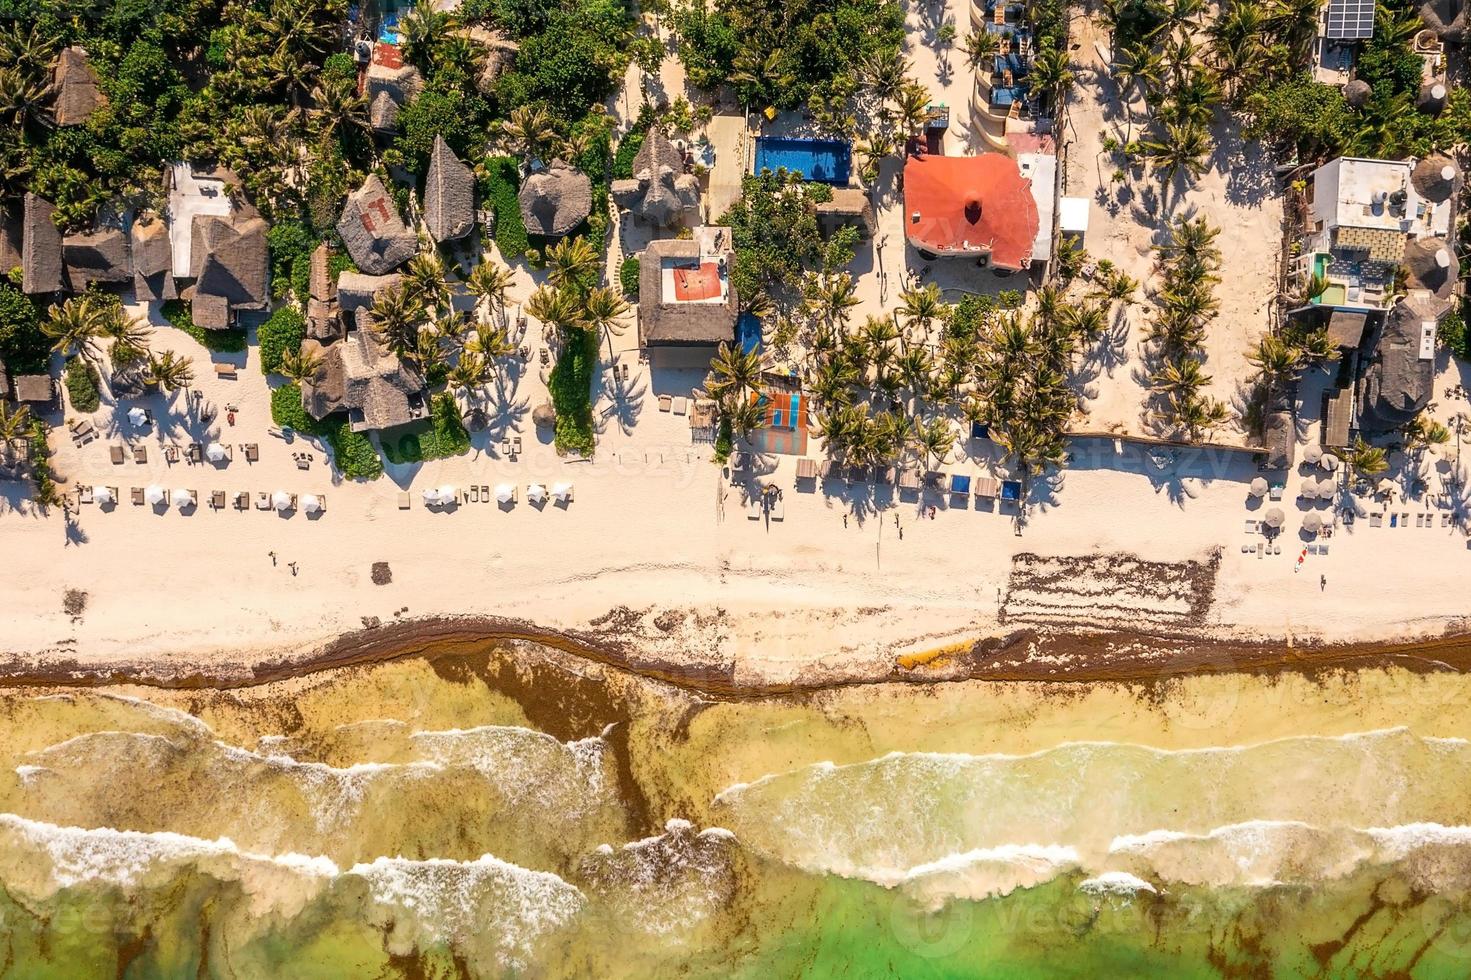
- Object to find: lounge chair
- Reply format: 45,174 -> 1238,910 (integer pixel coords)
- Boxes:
133,445 -> 147,463
110,444 -> 125,464
211,490 -> 226,509
234,491 -> 249,510
514,435 -> 523,454
481,485 -> 489,501
470,485 -> 481,503
131,487 -> 144,506
770,495 -> 785,521
296,458 -> 310,470
213,362 -> 237,379
1319,544 -> 1329,555
658,395 -> 672,412
398,491 -> 411,510
255,492 -> 271,510
747,497 -> 762,520
1244,519 -> 1258,533
501,439 -> 512,457
672,397 -> 688,415
78,485 -> 93,504
1370,513 -> 1382,527
315,494 -> 326,512
187,444 -> 203,464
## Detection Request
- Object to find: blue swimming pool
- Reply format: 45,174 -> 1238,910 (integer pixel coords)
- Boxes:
737,313 -> 763,356
754,137 -> 852,186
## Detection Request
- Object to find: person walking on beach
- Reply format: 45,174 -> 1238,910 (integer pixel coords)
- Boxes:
289,562 -> 298,576
269,550 -> 277,566
1320,574 -> 1326,591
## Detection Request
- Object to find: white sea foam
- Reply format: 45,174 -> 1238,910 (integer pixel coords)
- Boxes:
1079,871 -> 1157,896
14,764 -> 49,783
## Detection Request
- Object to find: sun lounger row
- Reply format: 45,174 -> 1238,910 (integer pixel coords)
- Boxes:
399,483 -> 574,509
108,442 -> 258,465
1371,511 -> 1451,528
89,487 -> 324,514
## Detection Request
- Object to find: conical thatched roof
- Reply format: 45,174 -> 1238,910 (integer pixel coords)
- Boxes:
1403,237 -> 1458,298
1358,294 -> 1439,432
518,162 -> 592,238
1411,153 -> 1458,202
1343,79 -> 1372,107
63,227 -> 131,290
423,136 -> 475,243
532,402 -> 556,428
52,47 -> 106,126
364,63 -> 423,134
1417,79 -> 1448,114
302,329 -> 428,432
190,207 -> 269,325
611,129 -> 701,228
337,174 -> 418,274
21,193 -> 62,295
131,213 -> 175,301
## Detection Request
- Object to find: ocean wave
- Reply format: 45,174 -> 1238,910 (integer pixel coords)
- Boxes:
1078,871 -> 1157,896
579,819 -> 739,937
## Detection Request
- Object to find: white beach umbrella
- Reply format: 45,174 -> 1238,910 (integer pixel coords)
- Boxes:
93,485 -> 114,505
272,490 -> 293,511
438,484 -> 457,504
174,488 -> 195,508
1317,476 -> 1337,500
1303,444 -> 1323,464
495,483 -> 515,503
1302,512 -> 1323,533
206,442 -> 227,462
1321,453 -> 1340,472
144,485 -> 166,506
1248,477 -> 1268,498
527,483 -> 548,504
1300,479 -> 1320,500
422,487 -> 442,505
301,494 -> 321,514
1264,507 -> 1285,529
551,481 -> 573,501
128,406 -> 148,427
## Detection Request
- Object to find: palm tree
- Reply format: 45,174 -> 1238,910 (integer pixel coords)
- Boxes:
543,237 -> 600,296
369,282 -> 426,359
583,286 -> 630,352
466,260 -> 514,325
706,341 -> 765,404
106,316 -> 153,373
310,72 -> 368,137
448,351 -> 490,393
914,416 -> 955,469
1028,48 -> 1074,112
804,273 -> 861,333
858,49 -> 910,106
401,0 -> 453,67
1149,356 -> 1212,397
962,31 -> 1000,72
404,252 -> 451,311
1405,414 -> 1452,453
897,282 -> 944,338
144,350 -> 195,392
0,65 -> 51,131
0,400 -> 30,464
896,82 -> 932,138
43,296 -> 107,366
725,395 -> 767,438
1156,389 -> 1228,438
279,346 -> 322,384
502,105 -> 560,162
1143,121 -> 1212,190
525,285 -> 586,336
1349,437 -> 1388,476
1248,334 -> 1302,385
1114,41 -> 1163,123
463,323 -> 517,371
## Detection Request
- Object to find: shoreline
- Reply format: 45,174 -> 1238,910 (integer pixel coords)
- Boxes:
3,613 -> 1471,696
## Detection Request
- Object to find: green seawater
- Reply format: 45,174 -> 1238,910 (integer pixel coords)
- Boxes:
0,643 -> 1468,978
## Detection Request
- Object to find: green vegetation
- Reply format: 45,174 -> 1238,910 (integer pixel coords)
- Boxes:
380,393 -> 471,463
619,256 -> 640,298
612,129 -> 646,180
673,0 -> 905,119
482,157 -> 529,261
1441,307 -> 1469,361
257,307 -> 307,376
63,357 -> 100,413
721,171 -> 834,306
547,323 -> 597,456
1144,218 -> 1230,439
160,301 -> 247,354
269,382 -> 384,480
26,419 -> 60,507
0,285 -> 48,374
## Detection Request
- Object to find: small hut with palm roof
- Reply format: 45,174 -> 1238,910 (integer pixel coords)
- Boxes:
51,47 -> 106,126
1411,153 -> 1459,203
423,136 -> 475,243
518,162 -> 592,239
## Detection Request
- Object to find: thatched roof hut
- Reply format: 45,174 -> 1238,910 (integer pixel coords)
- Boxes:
1417,0 -> 1467,41
1403,237 -> 1458,299
1357,294 -> 1440,432
131,214 -> 174,301
21,193 -> 62,295
188,207 -> 269,328
532,402 -> 555,428
1262,395 -> 1295,471
1411,153 -> 1458,203
306,298 -> 342,343
63,227 -> 131,290
12,374 -> 55,405
52,47 -> 106,126
815,188 -> 876,239
1417,79 -> 1448,114
0,203 -> 19,276
518,162 -> 592,238
637,235 -> 739,347
337,174 -> 418,274
424,136 -> 475,243
1343,79 -> 1372,107
302,330 -> 429,432
364,63 -> 423,134
309,242 -> 336,301
337,271 -> 403,313
611,129 -> 700,229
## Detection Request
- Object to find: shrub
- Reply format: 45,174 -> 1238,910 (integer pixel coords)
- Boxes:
269,382 -> 384,480
619,255 -> 640,297
1442,306 -> 1468,361
258,307 -> 306,375
27,419 -> 59,507
483,156 -> 529,261
63,358 -> 100,412
380,393 -> 471,463
613,130 -> 646,180
267,219 -> 316,304
547,325 -> 596,455
0,284 -> 48,373
160,300 -> 247,352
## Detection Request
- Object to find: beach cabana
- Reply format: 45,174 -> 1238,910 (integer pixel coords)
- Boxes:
1000,480 -> 1023,502
206,442 -> 228,463
898,469 -> 921,491
950,474 -> 972,496
1264,507 -> 1285,529
495,483 -> 515,504
973,477 -> 1000,499
527,483 -> 548,504
128,407 -> 147,427
174,488 -> 196,509
144,485 -> 166,506
795,458 -> 818,481
272,490 -> 294,512
1249,477 -> 1268,498
93,485 -> 114,505
552,481 -> 574,502
302,494 -> 322,514
1303,512 -> 1324,533
422,487 -> 442,506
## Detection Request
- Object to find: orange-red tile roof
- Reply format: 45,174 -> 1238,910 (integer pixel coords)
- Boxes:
902,153 -> 1039,270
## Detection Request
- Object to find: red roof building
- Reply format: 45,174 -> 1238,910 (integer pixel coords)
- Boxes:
902,153 -> 1040,270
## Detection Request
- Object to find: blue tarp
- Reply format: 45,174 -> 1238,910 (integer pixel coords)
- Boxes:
1000,480 -> 1023,501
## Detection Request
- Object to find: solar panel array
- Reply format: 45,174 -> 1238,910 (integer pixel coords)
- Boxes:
1325,0 -> 1374,40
